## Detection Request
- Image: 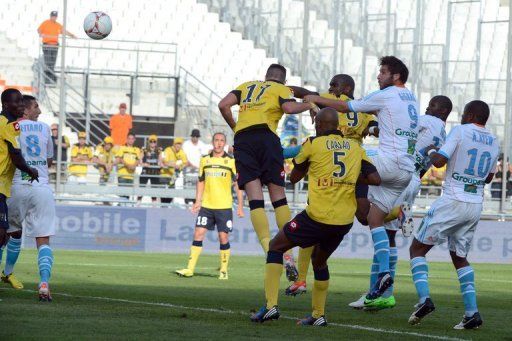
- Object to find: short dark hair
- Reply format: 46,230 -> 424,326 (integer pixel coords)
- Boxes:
332,74 -> 355,90
289,137 -> 298,145
431,95 -> 452,113
265,64 -> 287,83
127,132 -> 136,138
1,88 -> 21,104
380,56 -> 409,83
212,132 -> 226,141
22,95 -> 37,107
464,100 -> 490,125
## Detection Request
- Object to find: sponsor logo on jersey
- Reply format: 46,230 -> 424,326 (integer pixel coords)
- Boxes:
451,172 -> 486,186
395,128 -> 418,139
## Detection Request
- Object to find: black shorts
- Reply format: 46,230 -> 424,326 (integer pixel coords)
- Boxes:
283,211 -> 352,256
196,207 -> 233,233
234,127 -> 285,189
0,194 -> 9,230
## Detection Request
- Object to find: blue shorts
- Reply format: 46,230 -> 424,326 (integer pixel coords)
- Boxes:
196,207 -> 233,233
0,194 -> 9,230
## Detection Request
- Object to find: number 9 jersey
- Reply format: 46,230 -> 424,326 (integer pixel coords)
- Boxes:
293,130 -> 375,225
13,120 -> 53,186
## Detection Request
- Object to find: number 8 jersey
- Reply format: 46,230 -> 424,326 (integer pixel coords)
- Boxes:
13,120 -> 53,186
438,123 -> 499,203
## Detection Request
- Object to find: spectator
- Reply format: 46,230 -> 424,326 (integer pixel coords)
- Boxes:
491,157 -> 511,199
115,133 -> 141,190
109,103 -> 132,146
160,137 -> 188,204
37,11 -> 76,84
182,129 -> 210,170
49,123 -> 69,182
93,136 -> 115,184
68,131 -> 93,183
139,134 -> 163,203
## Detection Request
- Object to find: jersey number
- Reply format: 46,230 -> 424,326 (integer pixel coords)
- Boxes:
464,148 -> 492,177
196,216 -> 207,226
346,112 -> 359,127
242,84 -> 271,103
408,104 -> 418,129
332,151 -> 346,178
26,135 -> 41,157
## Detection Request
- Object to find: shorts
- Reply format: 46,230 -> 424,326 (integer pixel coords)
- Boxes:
414,196 -> 481,258
234,127 -> 285,189
283,211 -> 352,256
6,185 -> 56,237
195,207 -> 233,233
0,194 -> 8,230
385,173 -> 421,231
368,154 -> 412,213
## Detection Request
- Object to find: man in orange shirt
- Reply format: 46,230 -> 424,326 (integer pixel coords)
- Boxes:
37,11 -> 76,84
109,103 -> 133,146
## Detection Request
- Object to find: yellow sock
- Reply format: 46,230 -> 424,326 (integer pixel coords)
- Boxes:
274,204 -> 291,230
265,263 -> 283,309
312,279 -> 329,318
186,246 -> 202,272
384,206 -> 400,223
219,249 -> 230,273
298,246 -> 313,282
250,208 -> 270,253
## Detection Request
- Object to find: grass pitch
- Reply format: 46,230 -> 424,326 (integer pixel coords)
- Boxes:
1,250 -> 510,340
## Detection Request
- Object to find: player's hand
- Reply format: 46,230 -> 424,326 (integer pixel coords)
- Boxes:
309,109 -> 317,124
28,167 -> 39,183
0,229 -> 7,247
303,94 -> 318,104
237,205 -> 244,218
190,202 -> 201,214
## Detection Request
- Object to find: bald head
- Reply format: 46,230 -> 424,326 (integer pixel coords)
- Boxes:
315,107 -> 339,135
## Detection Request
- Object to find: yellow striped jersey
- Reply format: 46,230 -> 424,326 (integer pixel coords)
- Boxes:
199,153 -> 236,209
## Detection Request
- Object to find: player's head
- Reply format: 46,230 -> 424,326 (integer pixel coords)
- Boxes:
461,100 -> 490,126
212,132 -> 226,154
426,95 -> 452,122
289,137 -> 298,147
265,64 -> 287,84
329,74 -> 355,98
1,88 -> 24,118
315,107 -> 339,136
50,11 -> 58,21
378,56 -> 409,89
126,132 -> 136,146
23,95 -> 41,121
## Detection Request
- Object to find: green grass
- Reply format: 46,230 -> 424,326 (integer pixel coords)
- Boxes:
1,250 -> 510,340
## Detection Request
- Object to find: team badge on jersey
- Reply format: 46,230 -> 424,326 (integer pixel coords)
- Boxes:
13,122 -> 20,131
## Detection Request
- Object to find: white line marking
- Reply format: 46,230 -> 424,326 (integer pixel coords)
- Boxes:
1,288 -> 468,341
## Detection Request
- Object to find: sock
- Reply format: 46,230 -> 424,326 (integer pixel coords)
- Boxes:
410,256 -> 429,304
312,267 -> 330,318
457,266 -> 478,316
297,246 -> 313,282
371,227 -> 390,274
4,237 -> 21,276
384,206 -> 400,223
272,199 -> 291,230
383,247 -> 398,298
219,242 -> 230,273
38,244 -> 54,284
369,253 -> 379,292
265,251 -> 284,309
186,240 -> 203,272
249,200 -> 270,253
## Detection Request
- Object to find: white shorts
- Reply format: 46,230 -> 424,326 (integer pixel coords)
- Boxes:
385,173 -> 421,231
414,196 -> 481,258
368,154 -> 413,213
6,185 -> 56,238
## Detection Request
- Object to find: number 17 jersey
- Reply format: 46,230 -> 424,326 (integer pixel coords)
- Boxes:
438,124 -> 499,203
13,120 -> 53,186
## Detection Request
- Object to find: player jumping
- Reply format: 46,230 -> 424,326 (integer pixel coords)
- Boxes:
175,132 -> 244,280
250,108 -> 380,326
218,64 -> 312,281
408,100 -> 498,329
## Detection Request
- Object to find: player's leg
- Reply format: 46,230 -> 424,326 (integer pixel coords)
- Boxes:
2,189 -> 25,289
36,236 -> 53,302
285,246 -> 311,296
366,205 -> 392,296
408,237 -> 435,324
244,179 -> 271,253
176,223 -> 207,277
216,209 -> 233,280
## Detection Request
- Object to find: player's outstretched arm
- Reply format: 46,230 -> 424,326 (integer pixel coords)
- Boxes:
357,160 -> 381,186
426,146 -> 448,168
288,86 -> 319,99
281,101 -> 314,115
289,164 -> 308,184
304,94 -> 350,112
218,93 -> 238,131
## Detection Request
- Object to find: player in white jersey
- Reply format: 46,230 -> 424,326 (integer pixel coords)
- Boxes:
408,100 -> 499,329
349,95 -> 453,310
5,95 -> 55,301
305,56 -> 419,304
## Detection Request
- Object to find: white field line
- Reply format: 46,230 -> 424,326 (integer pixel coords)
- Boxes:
14,261 -> 512,284
1,288 -> 469,341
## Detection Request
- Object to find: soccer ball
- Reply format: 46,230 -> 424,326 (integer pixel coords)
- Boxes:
83,12 -> 112,40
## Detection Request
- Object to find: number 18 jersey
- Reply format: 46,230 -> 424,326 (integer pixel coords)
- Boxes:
13,120 -> 53,186
438,124 -> 499,203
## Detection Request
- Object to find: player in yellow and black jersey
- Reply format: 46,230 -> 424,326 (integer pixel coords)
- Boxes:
250,108 -> 381,326
176,132 -> 244,280
218,64 -> 312,282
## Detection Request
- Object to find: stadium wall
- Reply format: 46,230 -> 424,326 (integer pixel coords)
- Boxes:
22,205 -> 512,264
